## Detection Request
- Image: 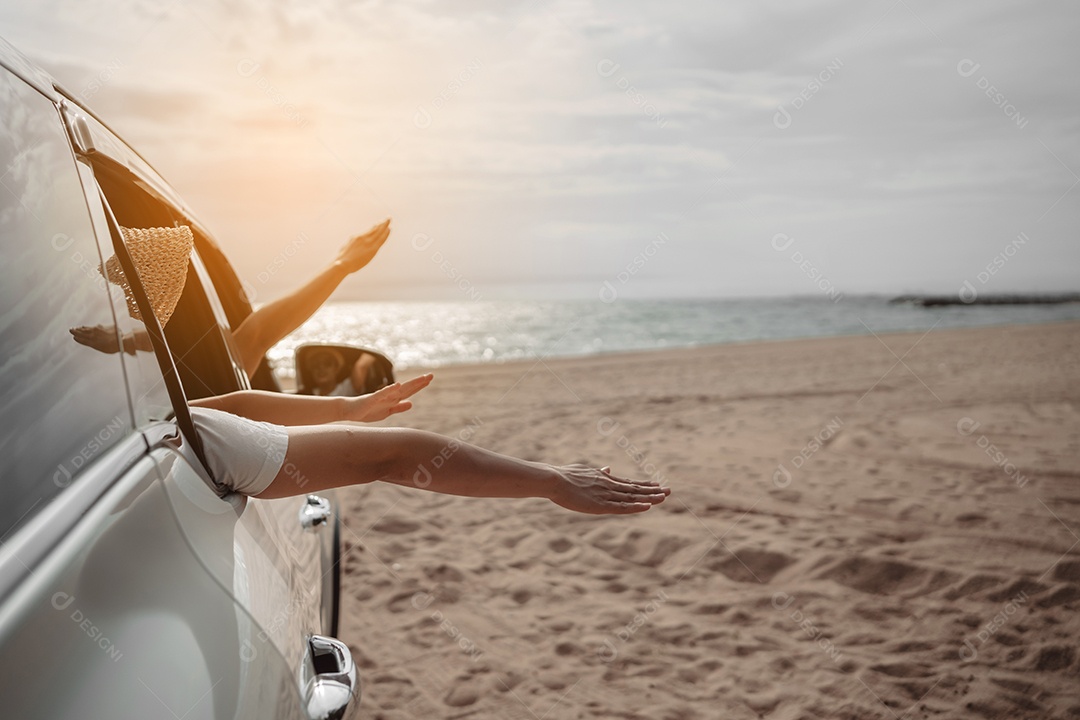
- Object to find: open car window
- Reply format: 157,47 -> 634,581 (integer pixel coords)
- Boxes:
86,155 -> 248,400
56,95 -> 278,391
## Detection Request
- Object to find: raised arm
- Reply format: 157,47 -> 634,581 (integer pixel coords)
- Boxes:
232,219 -> 391,376
191,373 -> 432,425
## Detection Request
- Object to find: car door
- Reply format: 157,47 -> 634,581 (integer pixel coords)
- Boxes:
0,62 -> 308,719
62,95 -> 343,651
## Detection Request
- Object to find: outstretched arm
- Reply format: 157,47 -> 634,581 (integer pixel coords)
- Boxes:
232,219 -> 391,376
191,373 -> 433,425
256,423 -> 671,515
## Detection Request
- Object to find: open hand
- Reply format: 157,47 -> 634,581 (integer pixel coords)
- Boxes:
345,373 -> 434,422
70,325 -> 123,354
336,218 -> 391,274
548,465 -> 670,514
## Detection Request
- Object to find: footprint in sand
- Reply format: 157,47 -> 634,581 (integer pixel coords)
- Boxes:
870,661 -> 935,678
443,681 -> 482,707
817,555 -> 959,597
549,537 -> 575,553
708,547 -> 794,584
692,602 -> 729,615
1053,559 -> 1080,583
943,574 -> 1002,601
954,512 -> 987,524
1035,584 -> 1080,608
1033,645 -> 1075,672
887,640 -> 936,653
984,578 -> 1045,603
372,515 -> 422,534
586,526 -> 693,568
387,589 -> 429,614
424,563 -> 466,583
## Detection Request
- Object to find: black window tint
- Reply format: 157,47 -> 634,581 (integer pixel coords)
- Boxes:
0,72 -> 133,538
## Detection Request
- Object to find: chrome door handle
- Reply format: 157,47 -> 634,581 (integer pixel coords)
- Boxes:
299,495 -> 332,531
304,634 -> 360,720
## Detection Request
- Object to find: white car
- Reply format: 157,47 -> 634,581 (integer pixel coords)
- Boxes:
0,36 -> 357,719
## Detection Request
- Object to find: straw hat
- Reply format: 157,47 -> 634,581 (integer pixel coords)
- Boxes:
103,225 -> 193,327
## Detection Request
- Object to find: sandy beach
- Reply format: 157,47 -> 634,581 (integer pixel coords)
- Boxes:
333,320 -> 1080,720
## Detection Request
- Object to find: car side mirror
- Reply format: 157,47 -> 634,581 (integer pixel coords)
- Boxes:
294,343 -> 395,396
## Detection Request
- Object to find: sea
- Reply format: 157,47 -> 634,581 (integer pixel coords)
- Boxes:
265,296 -> 1080,377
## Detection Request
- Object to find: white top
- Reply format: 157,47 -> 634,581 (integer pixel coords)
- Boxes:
312,377 -> 355,397
329,377 -> 355,397
190,407 -> 289,496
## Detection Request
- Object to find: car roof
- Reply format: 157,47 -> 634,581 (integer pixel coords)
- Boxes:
0,34 -> 263,364
0,35 -> 195,214
0,35 -> 62,100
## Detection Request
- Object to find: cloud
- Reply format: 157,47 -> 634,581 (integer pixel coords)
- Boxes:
1,0 -> 1077,299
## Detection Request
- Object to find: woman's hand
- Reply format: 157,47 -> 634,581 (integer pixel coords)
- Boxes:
70,325 -> 122,354
547,465 -> 670,514
335,218 -> 391,274
344,373 -> 434,423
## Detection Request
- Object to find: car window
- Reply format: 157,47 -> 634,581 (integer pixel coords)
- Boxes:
89,160 -> 247,400
0,71 -> 133,538
74,161 -> 174,428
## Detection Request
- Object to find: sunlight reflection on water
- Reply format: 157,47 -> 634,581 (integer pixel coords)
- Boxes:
266,297 -> 1080,376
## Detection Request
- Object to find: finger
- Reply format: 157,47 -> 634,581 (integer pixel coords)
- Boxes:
604,472 -> 663,488
636,492 -> 667,504
355,222 -> 389,246
608,491 -> 667,509
379,384 -> 404,400
601,475 -> 652,492
606,487 -> 667,503
619,485 -> 667,498
400,377 -> 431,394
397,387 -> 422,402
613,483 -> 667,495
399,375 -> 433,398
388,401 -> 413,416
607,501 -> 654,515
610,478 -> 666,493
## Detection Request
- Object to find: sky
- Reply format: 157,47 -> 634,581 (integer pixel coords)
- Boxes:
2,0 -> 1078,302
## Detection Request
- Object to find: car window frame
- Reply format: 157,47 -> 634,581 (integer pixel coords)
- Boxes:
55,91 -> 272,391
0,77 -> 154,601
0,71 -> 150,536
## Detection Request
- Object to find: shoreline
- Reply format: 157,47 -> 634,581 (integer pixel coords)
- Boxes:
278,318 -> 1080,390
399,317 -> 1080,376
